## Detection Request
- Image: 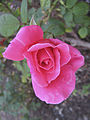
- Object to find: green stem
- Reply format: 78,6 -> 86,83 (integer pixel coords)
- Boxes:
48,0 -> 58,18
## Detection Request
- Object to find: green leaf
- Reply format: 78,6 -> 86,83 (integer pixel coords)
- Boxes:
64,11 -> 74,27
82,84 -> 90,96
0,14 -> 20,37
59,0 -> 65,6
60,6 -> 66,15
40,0 -> 51,10
65,28 -> 73,33
29,8 -> 44,25
66,0 -> 77,8
0,96 -> 4,105
28,8 -> 36,20
14,7 -> 20,17
64,11 -> 73,22
21,76 -> 27,83
34,8 -> 44,24
22,60 -> 30,73
14,61 -> 23,72
73,89 -> 77,96
78,27 -> 88,38
0,46 -> 4,57
14,60 -> 30,83
74,15 -> 90,27
41,18 -> 65,37
28,0 -> 32,5
72,2 -> 89,16
21,0 -> 28,23
74,15 -> 85,24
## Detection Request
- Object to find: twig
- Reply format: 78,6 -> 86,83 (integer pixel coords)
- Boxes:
1,2 -> 15,16
71,30 -> 80,40
60,37 -> 90,49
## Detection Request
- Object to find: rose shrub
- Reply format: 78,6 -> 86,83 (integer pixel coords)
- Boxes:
3,25 -> 84,104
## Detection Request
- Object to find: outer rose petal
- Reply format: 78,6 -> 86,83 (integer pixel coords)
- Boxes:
15,25 -> 43,46
57,43 -> 71,66
28,43 -> 54,52
49,38 -> 64,45
3,39 -> 24,61
69,46 -> 84,72
3,25 -> 43,61
49,38 -> 84,71
32,65 -> 75,104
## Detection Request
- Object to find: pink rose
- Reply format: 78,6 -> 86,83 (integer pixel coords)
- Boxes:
3,25 -> 84,104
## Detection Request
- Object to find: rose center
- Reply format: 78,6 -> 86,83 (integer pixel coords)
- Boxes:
41,58 -> 51,66
39,58 -> 53,70
37,48 -> 54,71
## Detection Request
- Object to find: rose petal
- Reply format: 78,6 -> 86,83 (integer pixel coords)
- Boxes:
45,48 -> 60,84
3,25 -> 43,61
28,43 -> 55,52
27,42 -> 55,72
49,39 -> 84,71
57,43 -> 71,67
69,46 -> 84,72
32,65 -> 75,104
3,38 -> 24,61
37,48 -> 50,64
27,54 -> 49,87
49,38 -> 64,45
15,25 -> 43,46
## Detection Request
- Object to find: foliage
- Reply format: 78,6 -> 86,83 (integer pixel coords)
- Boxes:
0,14 -> 20,37
78,27 -> 88,38
73,84 -> 90,96
13,60 -> 31,83
72,2 -> 89,16
0,59 -> 41,119
0,0 -> 89,38
59,1 -> 89,37
29,8 -> 44,25
41,18 -> 65,37
66,0 -> 77,8
0,46 -> 5,57
81,84 -> 90,96
21,0 -> 28,23
40,0 -> 51,11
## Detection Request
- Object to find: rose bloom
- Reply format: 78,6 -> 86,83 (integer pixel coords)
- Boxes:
3,25 -> 84,104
